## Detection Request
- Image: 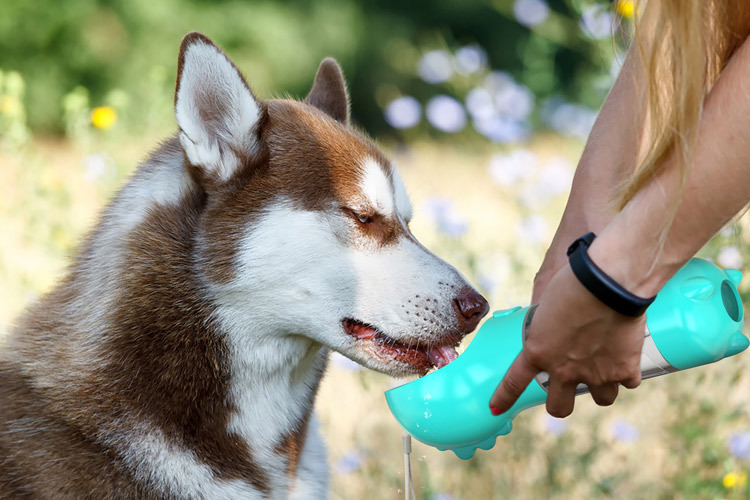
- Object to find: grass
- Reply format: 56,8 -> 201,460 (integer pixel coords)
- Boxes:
1,131 -> 749,500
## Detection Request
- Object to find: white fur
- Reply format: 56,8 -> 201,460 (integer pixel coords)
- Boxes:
360,157 -> 394,216
390,165 -> 413,222
108,424 -> 263,499
175,40 -> 260,181
289,414 -> 329,499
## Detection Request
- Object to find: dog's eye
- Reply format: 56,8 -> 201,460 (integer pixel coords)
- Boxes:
346,209 -> 373,225
356,213 -> 372,224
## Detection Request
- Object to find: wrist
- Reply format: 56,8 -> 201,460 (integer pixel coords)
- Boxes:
587,229 -> 684,298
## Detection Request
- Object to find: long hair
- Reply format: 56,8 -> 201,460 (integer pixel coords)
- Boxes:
615,0 -> 750,211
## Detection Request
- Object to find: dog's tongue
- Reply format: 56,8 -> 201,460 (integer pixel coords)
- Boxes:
427,345 -> 459,369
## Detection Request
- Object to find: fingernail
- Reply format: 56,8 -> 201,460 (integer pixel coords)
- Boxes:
490,406 -> 502,416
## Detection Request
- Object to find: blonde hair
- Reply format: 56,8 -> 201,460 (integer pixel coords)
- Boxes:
615,0 -> 750,210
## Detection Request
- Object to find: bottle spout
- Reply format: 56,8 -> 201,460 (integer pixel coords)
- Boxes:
725,331 -> 750,358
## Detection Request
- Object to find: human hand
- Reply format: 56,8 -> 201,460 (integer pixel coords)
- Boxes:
489,264 -> 644,417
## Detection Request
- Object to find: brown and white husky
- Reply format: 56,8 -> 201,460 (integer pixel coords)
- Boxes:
0,32 -> 488,499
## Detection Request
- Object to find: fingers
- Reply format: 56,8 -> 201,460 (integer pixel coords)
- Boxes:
545,378 -> 577,418
620,371 -> 642,389
588,383 -> 619,406
489,351 -> 539,415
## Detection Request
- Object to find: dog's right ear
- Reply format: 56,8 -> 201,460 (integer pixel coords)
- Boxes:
175,32 -> 264,183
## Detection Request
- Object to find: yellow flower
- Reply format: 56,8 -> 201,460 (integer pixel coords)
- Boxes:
616,0 -> 635,19
723,471 -> 748,489
91,106 -> 117,130
0,95 -> 20,115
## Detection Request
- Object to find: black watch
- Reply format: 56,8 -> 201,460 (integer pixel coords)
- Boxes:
566,232 -> 656,317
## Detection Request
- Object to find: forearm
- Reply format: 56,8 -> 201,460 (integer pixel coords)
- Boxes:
540,48 -> 646,272
589,35 -> 750,296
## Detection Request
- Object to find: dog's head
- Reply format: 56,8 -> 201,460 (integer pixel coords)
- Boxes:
174,32 -> 488,376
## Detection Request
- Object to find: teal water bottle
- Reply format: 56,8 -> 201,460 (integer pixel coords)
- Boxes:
385,258 -> 748,459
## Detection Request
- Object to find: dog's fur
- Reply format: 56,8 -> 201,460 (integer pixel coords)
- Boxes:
0,32 -> 488,499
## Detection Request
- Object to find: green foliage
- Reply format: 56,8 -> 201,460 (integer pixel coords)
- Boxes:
1,0 -> 619,137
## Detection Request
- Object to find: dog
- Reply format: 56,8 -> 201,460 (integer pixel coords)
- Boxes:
0,32 -> 489,499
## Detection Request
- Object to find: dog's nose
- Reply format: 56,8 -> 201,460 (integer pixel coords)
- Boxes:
453,287 -> 490,333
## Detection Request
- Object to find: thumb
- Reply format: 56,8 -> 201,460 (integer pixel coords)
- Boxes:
489,350 -> 540,415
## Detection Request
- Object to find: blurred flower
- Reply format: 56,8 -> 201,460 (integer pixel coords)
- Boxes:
478,274 -> 497,294
485,72 -> 535,121
474,116 -> 529,144
616,0 -> 635,19
330,352 -> 363,372
488,149 -> 537,187
537,157 -> 574,196
718,246 -> 744,270
454,46 -> 487,75
418,50 -> 454,84
516,215 -> 548,245
611,419 -> 640,443
466,88 -> 496,121
91,106 -> 117,129
514,0 -> 550,28
423,197 -> 469,237
425,96 -> 467,133
0,95 -> 21,115
543,99 -> 597,141
83,152 -> 116,183
385,96 -> 422,129
723,471 -> 748,489
335,450 -> 363,474
544,415 -> 568,436
432,494 -> 460,500
728,432 -> 750,460
580,4 -> 613,40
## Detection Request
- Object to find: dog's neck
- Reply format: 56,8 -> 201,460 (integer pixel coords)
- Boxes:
19,145 -> 330,490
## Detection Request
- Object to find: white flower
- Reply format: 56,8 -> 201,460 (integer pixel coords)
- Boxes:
580,4 -> 613,40
718,246 -> 744,270
426,95 -> 467,133
488,149 -> 538,186
418,50 -> 454,84
516,215 -> 548,245
384,96 -> 422,129
514,0 -> 550,27
454,46 -> 487,75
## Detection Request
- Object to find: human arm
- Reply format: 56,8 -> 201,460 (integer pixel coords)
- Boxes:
532,46 -> 646,303
491,33 -> 750,417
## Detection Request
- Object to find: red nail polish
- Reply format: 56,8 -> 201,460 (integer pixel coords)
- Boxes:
490,406 -> 502,416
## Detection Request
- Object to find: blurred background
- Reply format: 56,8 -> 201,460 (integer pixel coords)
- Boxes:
1,0 -> 749,498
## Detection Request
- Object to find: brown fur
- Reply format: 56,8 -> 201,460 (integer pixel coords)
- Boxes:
0,34 -> 389,497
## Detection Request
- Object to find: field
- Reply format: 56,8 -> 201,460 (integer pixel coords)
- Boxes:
1,126 -> 749,499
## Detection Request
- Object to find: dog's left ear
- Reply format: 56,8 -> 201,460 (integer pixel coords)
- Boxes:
305,58 -> 350,125
175,32 -> 265,182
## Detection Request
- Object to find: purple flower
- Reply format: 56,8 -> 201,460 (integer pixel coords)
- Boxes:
335,450 -> 363,474
580,5 -> 613,40
514,0 -> 550,27
432,494 -> 461,500
611,419 -> 640,443
728,432 -> 750,460
545,415 -> 568,436
454,46 -> 487,75
423,197 -> 469,237
425,95 -> 467,133
418,50 -> 453,84
384,96 -> 422,130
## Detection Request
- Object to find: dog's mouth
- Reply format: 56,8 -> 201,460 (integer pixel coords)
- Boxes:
342,318 -> 462,374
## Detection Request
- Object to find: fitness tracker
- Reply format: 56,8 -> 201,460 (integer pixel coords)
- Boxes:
566,232 -> 656,317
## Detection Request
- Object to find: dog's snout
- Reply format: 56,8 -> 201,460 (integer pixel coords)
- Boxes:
452,287 -> 489,333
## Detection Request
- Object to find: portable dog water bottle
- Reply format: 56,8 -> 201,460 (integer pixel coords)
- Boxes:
385,258 -> 749,459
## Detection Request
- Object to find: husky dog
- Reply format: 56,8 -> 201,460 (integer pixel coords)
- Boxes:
0,32 -> 488,499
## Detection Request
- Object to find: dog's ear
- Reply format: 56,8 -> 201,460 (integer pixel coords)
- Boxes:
175,32 -> 265,182
305,58 -> 350,125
